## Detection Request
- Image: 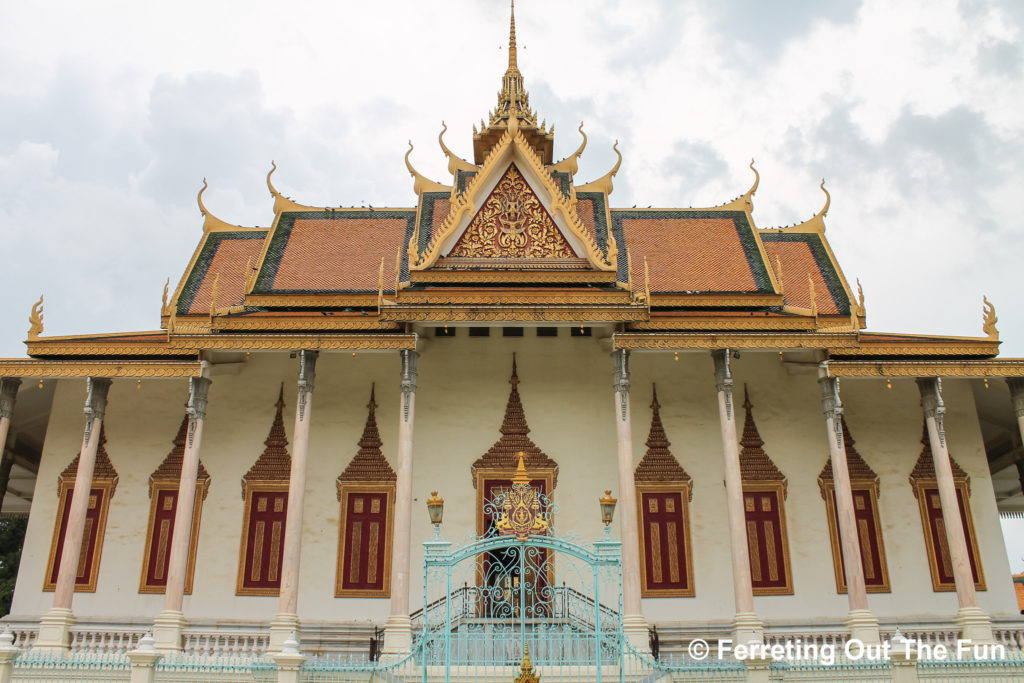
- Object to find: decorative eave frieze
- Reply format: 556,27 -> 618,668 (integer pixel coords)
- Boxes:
243,293 -> 380,308
834,339 -> 1000,357
379,304 -> 648,323
166,333 -> 417,352
393,290 -> 634,306
650,293 -> 785,307
827,359 -> 1024,378
614,331 -> 860,350
211,316 -> 401,332
629,317 -> 817,332
0,360 -> 203,378
409,269 -> 617,284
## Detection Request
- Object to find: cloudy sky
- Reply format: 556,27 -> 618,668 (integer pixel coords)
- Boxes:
1,1 -> 1023,562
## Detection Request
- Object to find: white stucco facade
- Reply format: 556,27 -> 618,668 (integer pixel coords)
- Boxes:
8,334 -> 1018,633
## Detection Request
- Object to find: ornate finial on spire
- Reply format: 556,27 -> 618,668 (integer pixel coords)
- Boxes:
508,0 -> 518,72
743,384 -> 753,412
511,353 -> 519,387
368,382 -> 377,413
513,451 -> 529,484
28,295 -> 44,340
982,296 -> 998,339
514,641 -> 540,683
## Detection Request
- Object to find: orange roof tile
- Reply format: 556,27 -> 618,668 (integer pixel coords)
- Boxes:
179,232 -> 266,315
611,210 -> 773,294
256,211 -> 415,293
761,233 -> 848,315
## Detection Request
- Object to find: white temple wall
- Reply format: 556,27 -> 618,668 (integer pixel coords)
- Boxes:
9,336 -> 1018,628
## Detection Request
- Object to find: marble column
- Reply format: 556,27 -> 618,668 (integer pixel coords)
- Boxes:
611,349 -> 648,650
818,370 -> 879,644
382,350 -> 418,655
153,374 -> 212,651
36,377 -> 112,652
0,379 -> 21,512
711,349 -> 762,644
270,350 -> 318,652
917,378 -> 993,643
1008,380 -> 1024,470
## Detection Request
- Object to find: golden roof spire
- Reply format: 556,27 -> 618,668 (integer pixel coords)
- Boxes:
508,0 -> 519,73
472,1 -> 554,164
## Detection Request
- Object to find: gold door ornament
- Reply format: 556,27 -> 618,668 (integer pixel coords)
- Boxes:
495,453 -> 549,541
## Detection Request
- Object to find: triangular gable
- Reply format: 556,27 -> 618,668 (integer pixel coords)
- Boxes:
411,129 -> 616,271
448,164 -> 579,260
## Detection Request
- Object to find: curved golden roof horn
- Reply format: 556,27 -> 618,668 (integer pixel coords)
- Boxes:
406,141 -> 452,196
816,178 -> 831,219
550,122 -> 587,175
438,121 -> 477,175
197,178 -> 210,217
747,158 -> 760,196
576,140 -> 622,195
266,160 -> 280,198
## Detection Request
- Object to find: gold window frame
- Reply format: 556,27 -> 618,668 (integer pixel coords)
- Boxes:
335,481 -> 395,598
138,479 -> 209,594
236,481 -> 289,597
821,482 -> 890,594
743,481 -> 793,596
44,479 -> 115,593
635,481 -> 695,598
913,481 -> 986,592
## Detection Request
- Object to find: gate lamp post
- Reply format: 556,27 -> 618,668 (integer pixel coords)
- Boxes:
599,490 -> 617,538
426,491 -> 444,538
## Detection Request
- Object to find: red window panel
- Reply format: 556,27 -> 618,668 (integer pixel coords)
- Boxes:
923,487 -> 982,587
640,491 -> 689,592
143,489 -> 179,589
830,488 -> 886,589
49,487 -> 106,587
743,490 -> 790,593
242,491 -> 288,591
341,492 -> 389,592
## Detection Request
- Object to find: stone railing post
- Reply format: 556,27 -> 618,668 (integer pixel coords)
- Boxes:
890,631 -> 920,683
270,633 -> 304,683
127,633 -> 162,683
0,630 -> 18,683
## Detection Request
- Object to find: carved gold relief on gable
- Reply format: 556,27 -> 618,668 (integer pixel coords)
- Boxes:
448,165 -> 577,260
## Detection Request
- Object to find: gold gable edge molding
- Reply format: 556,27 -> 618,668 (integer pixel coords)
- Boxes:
166,334 -> 417,351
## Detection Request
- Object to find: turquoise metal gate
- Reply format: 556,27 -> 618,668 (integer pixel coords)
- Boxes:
413,478 -> 623,682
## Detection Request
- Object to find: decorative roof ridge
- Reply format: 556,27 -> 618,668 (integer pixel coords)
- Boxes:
59,423 -> 119,496
634,384 -> 691,486
909,420 -> 970,493
470,353 -> 559,487
739,385 -> 786,487
242,384 -> 291,486
149,411 -> 211,492
339,384 -> 396,483
817,416 -> 879,490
